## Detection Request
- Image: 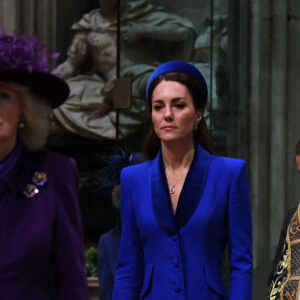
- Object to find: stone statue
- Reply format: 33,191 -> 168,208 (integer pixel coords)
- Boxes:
193,13 -> 229,150
50,0 -> 196,140
51,0 -> 118,139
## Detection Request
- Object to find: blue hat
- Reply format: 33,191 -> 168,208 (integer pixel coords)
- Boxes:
101,150 -> 143,186
145,60 -> 208,105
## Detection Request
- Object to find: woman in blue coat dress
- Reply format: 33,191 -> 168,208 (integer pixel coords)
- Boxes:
112,61 -> 253,300
0,32 -> 89,299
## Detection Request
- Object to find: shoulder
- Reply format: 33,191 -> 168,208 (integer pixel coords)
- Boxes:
121,161 -> 152,180
284,206 -> 298,224
38,149 -> 77,172
196,143 -> 247,170
27,149 -> 78,182
44,150 -> 77,169
203,154 -> 249,187
102,226 -> 122,238
71,9 -> 102,31
20,147 -> 76,170
98,227 -> 122,255
210,154 -> 248,173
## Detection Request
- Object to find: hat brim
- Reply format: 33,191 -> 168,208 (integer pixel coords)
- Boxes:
0,70 -> 70,109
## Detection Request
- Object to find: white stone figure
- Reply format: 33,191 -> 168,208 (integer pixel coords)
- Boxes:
51,0 -> 196,140
194,13 -> 229,148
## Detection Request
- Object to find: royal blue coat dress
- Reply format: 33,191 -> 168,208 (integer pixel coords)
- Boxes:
0,141 -> 89,300
98,224 -> 122,300
112,144 -> 252,300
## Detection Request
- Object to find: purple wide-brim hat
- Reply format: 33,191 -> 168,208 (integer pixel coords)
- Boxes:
0,70 -> 69,108
145,60 -> 208,106
0,32 -> 69,109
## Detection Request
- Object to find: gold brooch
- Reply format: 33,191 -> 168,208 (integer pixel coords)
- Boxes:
32,172 -> 47,186
23,172 -> 47,198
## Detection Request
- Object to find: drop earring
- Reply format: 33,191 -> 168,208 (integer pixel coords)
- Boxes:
193,124 -> 198,131
19,122 -> 25,129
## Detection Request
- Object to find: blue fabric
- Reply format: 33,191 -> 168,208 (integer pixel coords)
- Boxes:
145,60 -> 208,104
97,225 -> 122,300
112,144 -> 253,300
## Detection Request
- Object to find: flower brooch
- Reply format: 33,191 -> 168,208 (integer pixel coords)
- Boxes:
23,172 -> 47,198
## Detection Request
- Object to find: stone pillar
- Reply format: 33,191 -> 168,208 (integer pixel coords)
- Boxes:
0,0 -> 20,33
248,0 -> 300,299
249,0 -> 272,267
269,0 -> 288,257
286,0 -> 300,209
0,0 -> 89,63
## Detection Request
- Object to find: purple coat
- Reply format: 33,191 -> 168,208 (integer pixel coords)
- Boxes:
0,142 -> 89,300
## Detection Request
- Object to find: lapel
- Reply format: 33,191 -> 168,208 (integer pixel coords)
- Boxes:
150,143 -> 211,232
150,150 -> 176,232
3,145 -> 46,198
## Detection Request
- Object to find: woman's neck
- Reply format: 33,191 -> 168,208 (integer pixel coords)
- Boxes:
161,140 -> 195,172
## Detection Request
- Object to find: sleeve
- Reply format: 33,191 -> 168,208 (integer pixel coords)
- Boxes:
227,161 -> 253,300
112,169 -> 144,300
53,158 -> 89,300
52,31 -> 89,79
98,235 -> 114,300
268,207 -> 297,286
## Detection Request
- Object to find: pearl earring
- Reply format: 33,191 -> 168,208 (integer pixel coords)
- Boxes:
19,122 -> 25,129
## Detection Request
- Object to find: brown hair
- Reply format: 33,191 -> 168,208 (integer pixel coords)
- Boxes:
143,72 -> 215,160
296,138 -> 300,156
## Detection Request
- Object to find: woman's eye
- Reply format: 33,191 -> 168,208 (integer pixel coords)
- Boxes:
175,103 -> 185,109
0,92 -> 10,100
153,105 -> 163,111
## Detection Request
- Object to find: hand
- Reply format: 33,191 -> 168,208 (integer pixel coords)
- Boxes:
121,22 -> 143,44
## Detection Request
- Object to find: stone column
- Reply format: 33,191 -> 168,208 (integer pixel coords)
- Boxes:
248,1 -> 300,299
0,0 -> 89,63
0,0 -> 20,33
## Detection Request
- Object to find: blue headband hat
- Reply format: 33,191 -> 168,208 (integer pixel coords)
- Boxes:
145,60 -> 208,106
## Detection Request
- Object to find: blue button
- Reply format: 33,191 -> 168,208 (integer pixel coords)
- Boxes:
171,234 -> 178,242
172,258 -> 179,267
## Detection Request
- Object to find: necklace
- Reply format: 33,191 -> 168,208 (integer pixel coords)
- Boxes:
166,174 -> 182,194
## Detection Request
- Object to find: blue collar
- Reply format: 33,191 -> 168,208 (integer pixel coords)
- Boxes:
150,143 -> 211,232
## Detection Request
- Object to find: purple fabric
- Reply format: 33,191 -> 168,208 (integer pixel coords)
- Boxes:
0,139 -> 22,178
0,143 -> 89,300
0,140 -> 22,199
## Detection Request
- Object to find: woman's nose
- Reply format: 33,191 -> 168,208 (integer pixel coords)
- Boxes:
164,106 -> 173,120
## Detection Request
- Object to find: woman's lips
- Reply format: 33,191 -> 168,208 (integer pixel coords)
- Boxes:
162,126 -> 176,130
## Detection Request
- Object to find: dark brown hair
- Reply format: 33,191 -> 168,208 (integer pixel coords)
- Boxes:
143,72 -> 215,160
296,138 -> 300,155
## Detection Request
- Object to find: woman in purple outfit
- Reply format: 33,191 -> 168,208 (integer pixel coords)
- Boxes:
0,32 -> 89,299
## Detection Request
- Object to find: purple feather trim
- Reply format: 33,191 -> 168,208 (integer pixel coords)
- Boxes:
0,29 -> 59,73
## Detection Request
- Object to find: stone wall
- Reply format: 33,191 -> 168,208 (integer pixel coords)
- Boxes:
0,0 -> 93,63
248,0 -> 300,298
